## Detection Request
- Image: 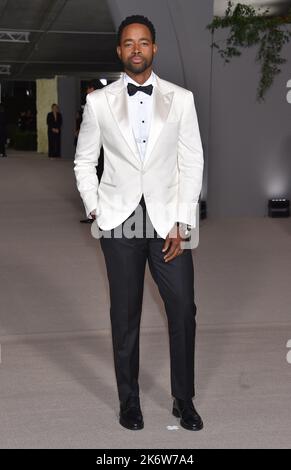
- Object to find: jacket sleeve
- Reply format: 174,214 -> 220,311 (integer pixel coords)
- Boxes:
74,93 -> 102,218
177,90 -> 204,228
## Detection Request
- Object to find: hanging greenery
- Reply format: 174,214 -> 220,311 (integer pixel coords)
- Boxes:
207,1 -> 291,101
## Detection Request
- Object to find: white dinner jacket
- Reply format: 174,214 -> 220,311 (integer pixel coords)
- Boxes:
74,72 -> 204,240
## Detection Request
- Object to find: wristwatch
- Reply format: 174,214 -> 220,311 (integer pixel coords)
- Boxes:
176,222 -> 191,238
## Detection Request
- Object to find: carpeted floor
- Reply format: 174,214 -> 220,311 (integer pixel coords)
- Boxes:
0,151 -> 290,448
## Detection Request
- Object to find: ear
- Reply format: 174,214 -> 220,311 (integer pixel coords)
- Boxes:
116,45 -> 121,59
153,44 -> 158,56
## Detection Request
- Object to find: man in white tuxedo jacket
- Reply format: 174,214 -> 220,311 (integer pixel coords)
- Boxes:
74,15 -> 204,431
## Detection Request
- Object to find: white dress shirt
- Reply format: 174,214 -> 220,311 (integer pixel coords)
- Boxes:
123,71 -> 156,161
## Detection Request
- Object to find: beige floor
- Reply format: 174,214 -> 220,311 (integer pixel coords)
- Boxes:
0,151 -> 291,448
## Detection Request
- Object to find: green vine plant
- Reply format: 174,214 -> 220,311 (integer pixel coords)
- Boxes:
207,1 -> 291,101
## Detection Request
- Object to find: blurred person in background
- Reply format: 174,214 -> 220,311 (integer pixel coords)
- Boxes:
47,103 -> 62,159
17,111 -> 27,131
25,109 -> 36,131
0,103 -> 7,158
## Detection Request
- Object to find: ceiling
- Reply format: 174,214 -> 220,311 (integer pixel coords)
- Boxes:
0,0 -> 121,81
0,0 -> 290,81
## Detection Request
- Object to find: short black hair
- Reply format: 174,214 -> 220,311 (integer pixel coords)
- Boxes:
117,15 -> 156,45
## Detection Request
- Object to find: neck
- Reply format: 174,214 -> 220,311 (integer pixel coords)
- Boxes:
125,68 -> 152,85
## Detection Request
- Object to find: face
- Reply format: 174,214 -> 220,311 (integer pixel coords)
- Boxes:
52,105 -> 58,112
117,23 -> 157,75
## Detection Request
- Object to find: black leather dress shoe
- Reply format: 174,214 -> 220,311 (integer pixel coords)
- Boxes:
172,398 -> 203,431
119,396 -> 144,431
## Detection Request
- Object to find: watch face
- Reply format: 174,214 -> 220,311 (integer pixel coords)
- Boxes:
176,223 -> 191,239
182,229 -> 190,239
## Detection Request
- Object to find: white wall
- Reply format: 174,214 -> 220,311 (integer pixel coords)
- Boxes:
208,33 -> 291,217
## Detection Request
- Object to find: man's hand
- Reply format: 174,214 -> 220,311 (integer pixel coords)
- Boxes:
162,223 -> 187,263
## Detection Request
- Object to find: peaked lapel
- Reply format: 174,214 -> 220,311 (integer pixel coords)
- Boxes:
143,76 -> 174,168
105,76 -> 141,166
105,73 -> 174,168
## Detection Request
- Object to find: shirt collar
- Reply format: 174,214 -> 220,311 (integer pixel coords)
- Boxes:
123,70 -> 156,89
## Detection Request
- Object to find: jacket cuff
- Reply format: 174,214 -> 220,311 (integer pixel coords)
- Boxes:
83,193 -> 98,219
177,202 -> 198,229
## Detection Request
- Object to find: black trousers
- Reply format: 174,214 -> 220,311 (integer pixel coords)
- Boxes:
48,132 -> 61,157
99,195 -> 197,403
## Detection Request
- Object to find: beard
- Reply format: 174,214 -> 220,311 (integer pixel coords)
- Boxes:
122,54 -> 153,75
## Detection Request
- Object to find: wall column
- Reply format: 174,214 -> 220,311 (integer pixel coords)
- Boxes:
36,77 -> 58,154
36,76 -> 80,158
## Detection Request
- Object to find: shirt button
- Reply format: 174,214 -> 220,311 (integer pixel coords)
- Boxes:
142,120 -> 145,123
140,101 -> 143,104
143,140 -> 146,143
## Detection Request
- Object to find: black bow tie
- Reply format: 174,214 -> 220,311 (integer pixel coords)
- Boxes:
127,83 -> 153,96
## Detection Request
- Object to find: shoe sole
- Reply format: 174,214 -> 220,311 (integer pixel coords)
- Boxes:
119,418 -> 144,431
172,407 -> 203,431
